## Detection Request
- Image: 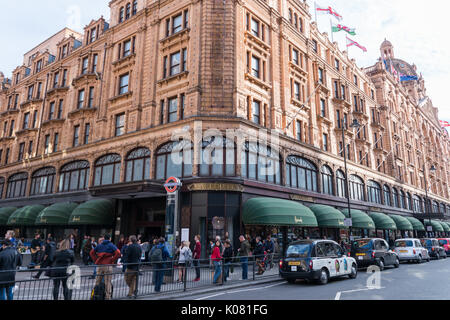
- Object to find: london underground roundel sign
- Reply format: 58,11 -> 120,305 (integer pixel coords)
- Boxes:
164,177 -> 181,193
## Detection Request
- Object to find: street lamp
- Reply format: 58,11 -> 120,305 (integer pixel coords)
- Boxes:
424,164 -> 437,236
341,118 -> 361,242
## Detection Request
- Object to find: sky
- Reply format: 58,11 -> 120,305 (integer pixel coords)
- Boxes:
0,0 -> 448,121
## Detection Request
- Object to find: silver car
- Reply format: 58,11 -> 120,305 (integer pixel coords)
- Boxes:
394,238 -> 430,263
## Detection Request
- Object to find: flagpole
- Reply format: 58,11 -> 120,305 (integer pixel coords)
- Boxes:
314,2 -> 318,24
330,18 -> 334,42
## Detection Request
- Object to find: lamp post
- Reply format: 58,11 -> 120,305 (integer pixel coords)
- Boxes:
341,118 -> 361,242
424,164 -> 437,237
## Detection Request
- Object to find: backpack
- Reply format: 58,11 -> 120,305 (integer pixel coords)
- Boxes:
184,248 -> 193,266
150,247 -> 163,263
91,278 -> 114,300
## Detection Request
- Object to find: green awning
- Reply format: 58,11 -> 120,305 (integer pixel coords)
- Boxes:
445,222 -> 450,230
0,207 -> 17,226
405,217 -> 425,231
243,198 -> 318,227
424,220 -> 444,232
368,212 -> 397,230
7,205 -> 45,226
309,205 -> 347,229
389,214 -> 413,231
68,199 -> 114,226
35,202 -> 79,225
438,221 -> 450,232
341,209 -> 375,230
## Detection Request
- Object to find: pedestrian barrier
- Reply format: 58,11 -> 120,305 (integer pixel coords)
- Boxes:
0,255 -> 281,300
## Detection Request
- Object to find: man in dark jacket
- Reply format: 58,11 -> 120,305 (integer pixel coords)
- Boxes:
51,239 -> 75,300
0,240 -> 22,300
238,235 -> 251,280
33,237 -> 56,279
30,234 -> 42,266
123,235 -> 142,298
150,237 -> 171,293
222,240 -> 233,282
253,237 -> 265,275
90,234 -> 121,300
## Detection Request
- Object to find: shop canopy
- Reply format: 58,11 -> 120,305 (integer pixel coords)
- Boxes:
340,209 -> 375,230
368,212 -> 397,230
35,202 -> 79,226
444,222 -> 450,230
309,205 -> 347,229
0,207 -> 17,226
438,221 -> 450,232
424,220 -> 444,232
68,199 -> 114,226
7,205 -> 45,226
389,214 -> 413,231
405,216 -> 425,231
242,198 -> 318,227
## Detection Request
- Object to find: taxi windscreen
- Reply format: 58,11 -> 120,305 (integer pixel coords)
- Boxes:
439,240 -> 448,246
286,243 -> 312,258
352,239 -> 373,250
395,240 -> 413,247
420,239 -> 432,246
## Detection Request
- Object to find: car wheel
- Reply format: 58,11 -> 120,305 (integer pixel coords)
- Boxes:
427,256 -> 431,262
378,259 -> 385,271
287,279 -> 296,284
394,258 -> 400,268
437,253 -> 441,260
417,255 -> 422,264
317,269 -> 329,285
349,263 -> 357,279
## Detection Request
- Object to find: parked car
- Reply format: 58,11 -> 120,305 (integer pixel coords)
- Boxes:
420,239 -> 447,259
394,238 -> 430,263
350,238 -> 400,270
437,238 -> 450,256
279,240 -> 357,285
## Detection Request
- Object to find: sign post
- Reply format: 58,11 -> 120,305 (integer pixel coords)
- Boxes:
164,177 -> 182,257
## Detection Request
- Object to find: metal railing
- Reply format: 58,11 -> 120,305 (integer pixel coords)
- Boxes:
0,255 -> 281,300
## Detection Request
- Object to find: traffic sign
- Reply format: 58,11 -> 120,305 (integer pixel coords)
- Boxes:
164,177 -> 182,193
344,218 -> 353,227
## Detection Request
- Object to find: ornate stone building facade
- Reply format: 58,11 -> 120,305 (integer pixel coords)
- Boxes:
0,0 -> 448,249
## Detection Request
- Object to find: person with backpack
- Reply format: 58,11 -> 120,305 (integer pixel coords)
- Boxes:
89,234 -> 121,300
222,240 -> 233,282
253,237 -> 265,275
123,235 -> 142,298
150,237 -> 171,293
0,240 -> 22,300
193,235 -> 201,282
51,239 -> 75,300
178,241 -> 192,283
33,237 -> 56,279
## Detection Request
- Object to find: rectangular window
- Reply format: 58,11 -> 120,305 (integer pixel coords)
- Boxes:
335,59 -> 340,71
170,52 -> 181,76
180,94 -> 185,120
312,40 -> 318,53
81,57 -> 88,74
115,114 -> 125,136
53,133 -> 59,152
251,18 -> 259,37
119,74 -> 129,95
62,45 -> 68,58
251,55 -> 260,78
57,100 -> 63,119
62,69 -> 68,87
336,110 -> 341,128
27,85 -> 34,100
341,85 -> 346,100
5,148 -> 9,165
293,82 -> 300,100
48,101 -> 55,120
292,49 -> 299,65
323,134 -> 328,151
28,141 -> 33,156
132,0 -> 138,15
92,54 -> 98,72
354,75 -> 358,85
166,18 -> 170,37
125,3 -> 131,19
90,28 -> 97,43
73,125 -> 80,147
14,95 -> 19,109
182,48 -> 187,72
320,99 -> 326,117
33,111 -> 38,128
168,97 -> 178,123
36,82 -> 42,99
23,113 -> 30,129
44,135 -> 50,154
172,13 -> 183,34
36,60 -> 42,73
160,100 -> 165,125
53,72 -> 59,88
9,120 -> 14,137
18,143 -> 25,161
318,68 -> 324,83
296,120 -> 302,141
184,9 -> 189,28
252,100 -> 261,124
334,81 -> 339,98
163,56 -> 168,78
84,123 -> 90,145
77,90 -> 85,109
88,87 -> 94,107
123,40 -> 131,57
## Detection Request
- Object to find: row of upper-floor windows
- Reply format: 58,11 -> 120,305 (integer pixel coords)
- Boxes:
118,1 -> 138,24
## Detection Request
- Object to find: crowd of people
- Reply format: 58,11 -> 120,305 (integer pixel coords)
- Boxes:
0,230 -> 282,300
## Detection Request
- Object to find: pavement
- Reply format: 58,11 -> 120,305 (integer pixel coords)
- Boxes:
177,256 -> 450,300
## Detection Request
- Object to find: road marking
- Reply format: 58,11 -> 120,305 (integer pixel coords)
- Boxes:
335,287 -> 385,300
195,281 -> 286,300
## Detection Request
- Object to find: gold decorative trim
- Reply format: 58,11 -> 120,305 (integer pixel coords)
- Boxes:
289,194 -> 315,203
187,183 -> 244,192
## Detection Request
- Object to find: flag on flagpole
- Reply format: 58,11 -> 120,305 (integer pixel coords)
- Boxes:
440,120 -> 450,128
315,3 -> 343,21
346,36 -> 367,52
332,23 -> 356,36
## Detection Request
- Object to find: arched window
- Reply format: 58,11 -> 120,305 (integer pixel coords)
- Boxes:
400,190 -> 407,209
336,170 -> 346,198
241,142 -> 281,185
349,175 -> 365,201
285,156 -> 318,192
200,137 -> 235,177
125,148 -> 151,182
59,161 -> 90,192
155,141 -> 193,180
94,154 -> 121,186
407,193 -> 413,211
383,185 -> 391,206
392,188 -> 399,208
119,7 -> 124,23
432,200 -> 439,213
6,172 -> 28,199
321,165 -> 333,195
30,167 -> 56,196
132,0 -> 138,15
413,195 -> 422,213
367,180 -> 381,204
125,3 -> 131,19
0,177 -> 5,198
441,203 -> 446,215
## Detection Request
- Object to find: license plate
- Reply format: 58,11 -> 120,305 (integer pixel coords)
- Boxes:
356,253 -> 365,256
358,256 -> 363,260
291,266 -> 297,272
288,261 -> 301,266
400,250 -> 408,253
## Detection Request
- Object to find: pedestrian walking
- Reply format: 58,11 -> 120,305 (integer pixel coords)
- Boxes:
222,240 -> 233,282
4,230 -> 17,248
89,234 -> 121,300
178,241 -> 192,283
253,237 -> 265,275
121,238 -> 130,273
33,237 -> 56,279
193,235 -> 201,282
30,233 -> 43,266
123,235 -> 142,299
211,240 -> 222,285
238,235 -> 251,280
82,238 -> 93,266
51,239 -> 75,300
150,237 -> 171,293
0,240 -> 22,300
